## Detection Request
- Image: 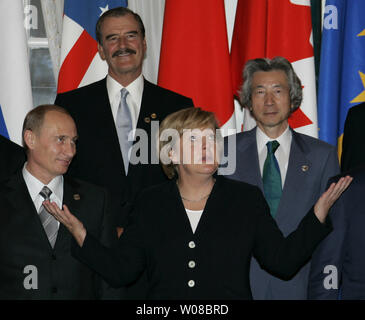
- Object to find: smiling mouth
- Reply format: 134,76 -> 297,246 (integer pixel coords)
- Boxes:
58,159 -> 72,166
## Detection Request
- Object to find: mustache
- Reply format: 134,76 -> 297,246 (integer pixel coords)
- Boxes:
112,48 -> 136,57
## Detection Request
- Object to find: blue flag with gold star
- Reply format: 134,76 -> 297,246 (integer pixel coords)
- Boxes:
318,0 -> 365,153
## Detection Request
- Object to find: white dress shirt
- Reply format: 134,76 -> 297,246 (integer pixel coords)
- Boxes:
22,163 -> 63,228
256,126 -> 292,187
107,73 -> 144,132
185,209 -> 204,234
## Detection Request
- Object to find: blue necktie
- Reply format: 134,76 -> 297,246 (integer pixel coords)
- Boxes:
116,88 -> 133,174
263,140 -> 282,217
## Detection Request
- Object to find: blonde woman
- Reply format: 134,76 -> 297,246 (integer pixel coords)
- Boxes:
44,108 -> 351,299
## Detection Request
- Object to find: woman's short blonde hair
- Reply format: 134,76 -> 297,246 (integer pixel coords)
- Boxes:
159,107 -> 220,179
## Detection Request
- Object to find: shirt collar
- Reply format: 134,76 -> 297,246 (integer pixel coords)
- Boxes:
106,73 -> 144,108
22,162 -> 63,202
256,125 -> 292,154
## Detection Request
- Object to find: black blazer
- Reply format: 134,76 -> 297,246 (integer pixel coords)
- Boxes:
0,135 -> 25,182
55,78 -> 194,227
73,176 -> 332,300
0,171 -> 117,299
309,167 -> 365,299
341,102 -> 365,172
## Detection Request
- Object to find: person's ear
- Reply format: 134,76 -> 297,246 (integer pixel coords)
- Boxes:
97,43 -> 106,61
24,130 -> 36,150
169,148 -> 178,164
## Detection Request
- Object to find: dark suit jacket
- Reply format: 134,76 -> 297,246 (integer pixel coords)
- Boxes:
341,102 -> 365,172
55,78 -> 193,228
0,135 -> 25,182
72,176 -> 332,300
221,127 -> 339,299
0,171 -> 117,299
309,167 -> 365,299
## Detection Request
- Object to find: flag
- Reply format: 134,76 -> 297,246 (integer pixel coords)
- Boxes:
318,0 -> 365,154
230,0 -> 318,137
157,0 -> 235,132
58,0 -> 127,94
0,0 -> 33,144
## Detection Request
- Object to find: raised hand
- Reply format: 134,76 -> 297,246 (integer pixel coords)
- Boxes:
43,201 -> 86,247
314,176 -> 353,223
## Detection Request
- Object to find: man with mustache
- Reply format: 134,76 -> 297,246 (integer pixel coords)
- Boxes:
55,7 -> 193,234
0,105 -> 117,299
55,6 -> 193,299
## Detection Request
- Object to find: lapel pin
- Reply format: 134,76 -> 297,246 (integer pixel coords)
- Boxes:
144,117 -> 151,123
73,194 -> 81,200
301,165 -> 309,172
151,113 -> 157,119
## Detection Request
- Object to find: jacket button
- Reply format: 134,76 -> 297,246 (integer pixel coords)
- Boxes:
188,280 -> 195,287
188,260 -> 196,268
52,287 -> 58,293
188,241 -> 195,248
52,254 -> 56,260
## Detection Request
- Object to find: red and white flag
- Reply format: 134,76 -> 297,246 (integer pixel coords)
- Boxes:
57,0 -> 127,94
158,0 -> 236,133
230,0 -> 317,137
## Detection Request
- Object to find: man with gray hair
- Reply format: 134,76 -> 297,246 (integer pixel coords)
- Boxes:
222,56 -> 339,299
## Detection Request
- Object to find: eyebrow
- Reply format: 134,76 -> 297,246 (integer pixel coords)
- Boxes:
254,84 -> 285,89
105,30 -> 139,40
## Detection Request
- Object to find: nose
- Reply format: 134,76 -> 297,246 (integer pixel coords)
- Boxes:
201,137 -> 207,150
117,36 -> 128,48
63,140 -> 76,159
264,92 -> 274,106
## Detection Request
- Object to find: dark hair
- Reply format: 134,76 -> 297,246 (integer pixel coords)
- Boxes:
240,56 -> 303,112
22,104 -> 71,151
95,7 -> 145,44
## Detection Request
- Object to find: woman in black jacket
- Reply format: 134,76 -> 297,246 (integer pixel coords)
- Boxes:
44,107 -> 351,299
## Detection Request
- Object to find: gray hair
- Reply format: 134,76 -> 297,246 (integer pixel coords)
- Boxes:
240,56 -> 302,112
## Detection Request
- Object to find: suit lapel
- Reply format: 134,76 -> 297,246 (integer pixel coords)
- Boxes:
236,128 -> 263,190
275,130 -> 312,223
53,177 -> 83,251
163,181 -> 195,237
5,172 -> 54,251
137,79 -> 160,132
193,176 -> 226,237
93,78 -> 126,175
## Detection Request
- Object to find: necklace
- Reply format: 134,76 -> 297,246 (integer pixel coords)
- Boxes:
180,193 -> 211,202
177,178 -> 215,202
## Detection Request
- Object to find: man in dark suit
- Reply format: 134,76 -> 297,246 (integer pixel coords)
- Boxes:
221,57 -> 339,299
55,7 -> 193,233
341,102 -> 365,172
0,134 -> 26,182
308,167 -> 365,299
0,105 -> 118,299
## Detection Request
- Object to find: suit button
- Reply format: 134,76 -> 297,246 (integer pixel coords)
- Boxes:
52,287 -> 58,293
188,241 -> 195,248
52,254 -> 56,260
188,260 -> 196,268
188,280 -> 195,287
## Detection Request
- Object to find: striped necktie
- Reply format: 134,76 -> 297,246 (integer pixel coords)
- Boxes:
39,186 -> 58,248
